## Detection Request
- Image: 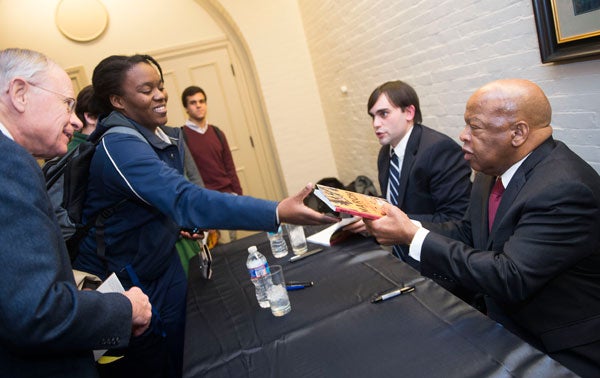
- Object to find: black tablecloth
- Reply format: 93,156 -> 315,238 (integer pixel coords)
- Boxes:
184,230 -> 576,378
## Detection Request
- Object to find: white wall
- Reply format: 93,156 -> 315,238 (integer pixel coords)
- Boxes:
299,0 -> 600,185
215,0 -> 339,192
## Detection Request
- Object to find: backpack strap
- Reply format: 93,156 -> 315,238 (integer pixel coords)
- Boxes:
181,124 -> 225,149
94,126 -> 149,266
102,125 -> 147,141
71,126 -> 149,264
212,125 -> 225,149
44,147 -> 79,190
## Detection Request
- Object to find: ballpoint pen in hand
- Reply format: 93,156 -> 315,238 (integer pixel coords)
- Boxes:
371,285 -> 415,303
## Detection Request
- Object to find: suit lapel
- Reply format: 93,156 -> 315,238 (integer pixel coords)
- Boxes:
474,174 -> 495,248
378,146 -> 392,197
486,137 -> 556,248
397,125 -> 421,208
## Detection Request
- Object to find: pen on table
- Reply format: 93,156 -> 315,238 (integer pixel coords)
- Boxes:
285,281 -> 314,291
289,248 -> 323,262
371,285 -> 415,303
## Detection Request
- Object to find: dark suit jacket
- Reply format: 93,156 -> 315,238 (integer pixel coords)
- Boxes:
0,133 -> 132,378
377,123 -> 472,289
377,124 -> 472,223
421,137 -> 600,377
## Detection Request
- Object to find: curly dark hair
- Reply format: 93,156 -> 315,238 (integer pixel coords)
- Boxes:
91,54 -> 163,116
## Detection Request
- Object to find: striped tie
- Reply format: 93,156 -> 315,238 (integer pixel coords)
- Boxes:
388,150 -> 403,259
389,149 -> 400,206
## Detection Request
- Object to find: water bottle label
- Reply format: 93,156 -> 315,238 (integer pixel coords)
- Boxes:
267,225 -> 283,237
249,265 -> 270,278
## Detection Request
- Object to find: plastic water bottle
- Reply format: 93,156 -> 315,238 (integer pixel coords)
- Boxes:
246,245 -> 272,308
267,226 -> 289,258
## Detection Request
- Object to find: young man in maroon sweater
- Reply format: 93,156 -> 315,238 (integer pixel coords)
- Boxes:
181,86 -> 242,241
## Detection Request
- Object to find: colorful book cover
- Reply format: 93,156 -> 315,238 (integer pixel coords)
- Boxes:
314,185 -> 387,220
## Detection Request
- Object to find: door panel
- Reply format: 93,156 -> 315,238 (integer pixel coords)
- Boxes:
159,46 -> 270,200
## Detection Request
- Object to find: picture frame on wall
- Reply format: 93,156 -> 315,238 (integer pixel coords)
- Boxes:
532,0 -> 600,63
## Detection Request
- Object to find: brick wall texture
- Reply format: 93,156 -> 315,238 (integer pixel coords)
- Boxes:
298,0 -> 600,188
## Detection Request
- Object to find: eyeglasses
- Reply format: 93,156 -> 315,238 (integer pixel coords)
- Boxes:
27,81 -> 77,114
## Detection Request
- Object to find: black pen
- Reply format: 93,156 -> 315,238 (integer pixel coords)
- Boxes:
371,286 -> 415,303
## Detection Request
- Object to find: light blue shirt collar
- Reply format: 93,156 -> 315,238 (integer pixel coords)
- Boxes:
0,121 -> 14,140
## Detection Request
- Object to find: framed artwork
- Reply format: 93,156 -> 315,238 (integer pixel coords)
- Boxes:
532,0 -> 600,63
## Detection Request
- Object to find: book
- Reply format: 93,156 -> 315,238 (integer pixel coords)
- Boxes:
307,216 -> 360,247
314,184 -> 387,219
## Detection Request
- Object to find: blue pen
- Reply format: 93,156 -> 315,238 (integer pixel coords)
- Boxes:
286,285 -> 307,291
285,281 -> 314,291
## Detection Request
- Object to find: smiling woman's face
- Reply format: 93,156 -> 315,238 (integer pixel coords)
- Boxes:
113,62 -> 168,129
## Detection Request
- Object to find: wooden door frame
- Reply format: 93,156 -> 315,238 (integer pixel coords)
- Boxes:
149,20 -> 286,201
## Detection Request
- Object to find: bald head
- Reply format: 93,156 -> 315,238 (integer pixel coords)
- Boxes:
461,79 -> 554,176
472,79 -> 551,131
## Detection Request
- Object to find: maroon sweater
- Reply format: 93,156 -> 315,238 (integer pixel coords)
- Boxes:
183,125 -> 243,194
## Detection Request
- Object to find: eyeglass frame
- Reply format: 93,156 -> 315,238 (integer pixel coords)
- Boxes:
26,81 -> 77,114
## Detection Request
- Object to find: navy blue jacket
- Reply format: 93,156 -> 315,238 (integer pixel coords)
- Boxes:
74,111 -> 278,283
0,132 -> 131,378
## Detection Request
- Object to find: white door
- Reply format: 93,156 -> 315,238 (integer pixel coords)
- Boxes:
155,44 -> 274,202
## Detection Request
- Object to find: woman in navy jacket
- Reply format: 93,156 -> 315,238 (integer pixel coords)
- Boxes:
73,54 -> 335,378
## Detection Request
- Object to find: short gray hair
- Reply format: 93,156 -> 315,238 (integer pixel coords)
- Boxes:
0,48 -> 51,92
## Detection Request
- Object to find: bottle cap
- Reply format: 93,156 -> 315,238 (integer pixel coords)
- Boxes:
248,246 -> 257,253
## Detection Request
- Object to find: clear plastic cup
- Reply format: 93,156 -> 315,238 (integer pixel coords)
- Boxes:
265,265 -> 291,316
285,224 -> 308,255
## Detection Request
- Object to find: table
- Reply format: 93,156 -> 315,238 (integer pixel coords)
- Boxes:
183,229 -> 576,378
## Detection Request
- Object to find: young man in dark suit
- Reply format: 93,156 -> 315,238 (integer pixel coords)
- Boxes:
0,48 -> 152,378
365,79 -> 600,378
347,80 -> 472,268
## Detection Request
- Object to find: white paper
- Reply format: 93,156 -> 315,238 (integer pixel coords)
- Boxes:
96,273 -> 125,294
93,273 -> 125,361
307,216 -> 360,246
313,187 -> 336,212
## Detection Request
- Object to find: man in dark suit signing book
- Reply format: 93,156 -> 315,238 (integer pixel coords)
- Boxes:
365,78 -> 600,378
0,48 -> 152,378
346,81 -> 472,265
